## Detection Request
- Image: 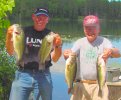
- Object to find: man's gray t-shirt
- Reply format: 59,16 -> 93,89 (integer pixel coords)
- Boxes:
71,36 -> 112,80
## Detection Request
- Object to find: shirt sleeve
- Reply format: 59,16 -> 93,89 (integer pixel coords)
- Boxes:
103,38 -> 113,49
71,39 -> 81,55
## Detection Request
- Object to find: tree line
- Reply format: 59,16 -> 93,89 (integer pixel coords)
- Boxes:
9,0 -> 121,23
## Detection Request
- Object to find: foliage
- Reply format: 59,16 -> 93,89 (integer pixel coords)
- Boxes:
0,49 -> 16,100
9,0 -> 121,24
0,0 -> 15,99
0,0 -> 15,48
0,0 -> 15,29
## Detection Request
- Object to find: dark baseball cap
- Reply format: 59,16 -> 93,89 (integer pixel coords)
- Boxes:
34,8 -> 49,17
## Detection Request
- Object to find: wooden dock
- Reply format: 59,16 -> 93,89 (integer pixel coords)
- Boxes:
107,81 -> 121,100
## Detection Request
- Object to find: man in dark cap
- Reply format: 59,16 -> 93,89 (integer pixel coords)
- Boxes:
8,8 -> 62,100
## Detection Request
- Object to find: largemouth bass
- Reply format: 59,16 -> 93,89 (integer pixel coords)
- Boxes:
38,33 -> 55,65
97,54 -> 106,97
12,24 -> 25,63
65,52 -> 77,94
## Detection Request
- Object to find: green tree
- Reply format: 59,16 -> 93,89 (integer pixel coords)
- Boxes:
8,0 -> 121,24
0,0 -> 15,31
0,0 -> 15,48
0,0 -> 15,100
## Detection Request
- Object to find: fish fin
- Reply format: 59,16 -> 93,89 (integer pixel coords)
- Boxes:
5,25 -> 14,55
73,64 -> 77,81
16,58 -> 23,66
98,89 -> 103,97
68,88 -> 72,94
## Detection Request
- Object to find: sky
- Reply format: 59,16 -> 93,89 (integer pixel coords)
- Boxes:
108,0 -> 121,1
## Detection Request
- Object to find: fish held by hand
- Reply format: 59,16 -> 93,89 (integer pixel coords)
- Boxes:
38,33 -> 55,66
65,52 -> 77,94
97,54 -> 106,97
12,24 -> 25,64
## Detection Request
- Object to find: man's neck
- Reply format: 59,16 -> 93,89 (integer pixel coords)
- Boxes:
34,26 -> 45,31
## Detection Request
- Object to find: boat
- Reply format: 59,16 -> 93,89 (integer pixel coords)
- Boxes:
107,67 -> 121,100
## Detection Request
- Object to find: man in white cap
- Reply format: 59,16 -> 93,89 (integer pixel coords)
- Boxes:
63,15 -> 120,100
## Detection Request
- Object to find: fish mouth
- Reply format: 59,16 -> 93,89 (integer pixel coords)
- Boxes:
15,31 -> 20,34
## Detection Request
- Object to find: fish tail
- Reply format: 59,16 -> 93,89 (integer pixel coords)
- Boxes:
98,88 -> 103,97
16,59 -> 20,66
68,88 -> 72,94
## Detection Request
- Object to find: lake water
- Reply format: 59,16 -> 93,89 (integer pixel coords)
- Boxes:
52,72 -> 71,100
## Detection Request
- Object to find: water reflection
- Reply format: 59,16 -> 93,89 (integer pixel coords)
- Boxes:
48,20 -> 121,36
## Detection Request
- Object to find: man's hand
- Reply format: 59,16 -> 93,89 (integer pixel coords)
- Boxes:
53,34 -> 62,47
51,33 -> 62,62
102,48 -> 113,62
63,49 -> 72,60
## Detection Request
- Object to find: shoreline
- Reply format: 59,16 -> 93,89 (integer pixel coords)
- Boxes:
50,56 -> 66,73
50,61 -> 65,74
